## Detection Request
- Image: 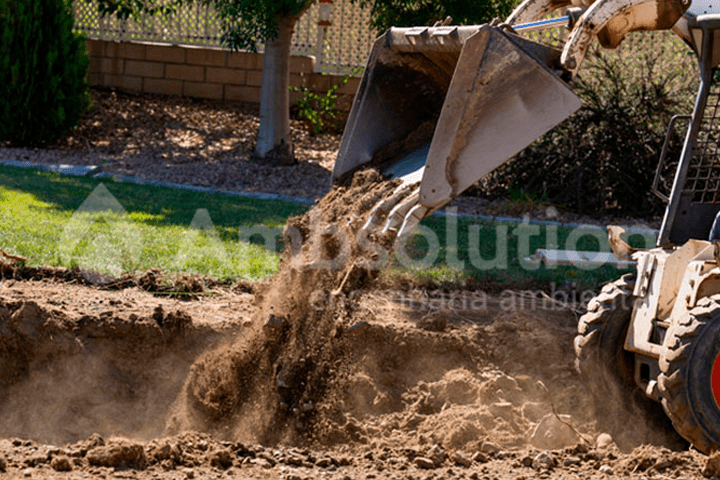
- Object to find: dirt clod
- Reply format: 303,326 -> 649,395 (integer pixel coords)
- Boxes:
50,456 -> 72,472
86,440 -> 147,470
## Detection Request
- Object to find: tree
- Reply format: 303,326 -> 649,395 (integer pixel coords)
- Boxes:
94,0 -> 311,166
93,0 -> 515,166
212,0 -> 311,165
354,0 -> 517,33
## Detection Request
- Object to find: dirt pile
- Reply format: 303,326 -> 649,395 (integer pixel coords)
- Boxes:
175,169 -> 404,443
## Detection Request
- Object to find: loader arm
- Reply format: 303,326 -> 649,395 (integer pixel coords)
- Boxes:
333,0 -> 689,240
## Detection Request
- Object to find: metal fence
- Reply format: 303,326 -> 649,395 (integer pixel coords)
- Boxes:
72,0 -> 379,75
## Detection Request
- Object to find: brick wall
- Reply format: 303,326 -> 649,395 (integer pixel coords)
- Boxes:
86,39 -> 360,112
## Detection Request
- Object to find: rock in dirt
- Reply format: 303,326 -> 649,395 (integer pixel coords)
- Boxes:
472,451 -> 489,463
414,456 -> 436,469
452,451 -> 473,467
532,452 -> 555,470
316,457 -> 334,468
596,433 -> 614,450
87,440 -> 146,469
0,455 -> 6,472
563,456 -> 581,467
255,458 -> 274,469
480,441 -> 501,456
25,451 -> 48,467
599,464 -> 614,475
50,455 -> 72,472
530,413 -> 581,450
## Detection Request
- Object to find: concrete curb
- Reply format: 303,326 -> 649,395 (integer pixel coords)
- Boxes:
0,159 -> 316,205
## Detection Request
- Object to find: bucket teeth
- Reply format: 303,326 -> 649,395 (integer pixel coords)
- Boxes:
335,25 -> 581,243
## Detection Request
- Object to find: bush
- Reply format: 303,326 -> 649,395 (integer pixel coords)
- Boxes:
291,73 -> 355,136
0,0 -> 91,147
477,34 -> 697,218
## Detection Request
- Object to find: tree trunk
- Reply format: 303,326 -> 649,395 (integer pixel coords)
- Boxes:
254,15 -> 297,166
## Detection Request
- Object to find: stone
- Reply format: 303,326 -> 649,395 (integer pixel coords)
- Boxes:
532,452 -> 555,470
183,468 -> 195,479
530,414 -> 581,450
0,456 -> 6,472
472,451 -> 489,463
255,458 -> 274,469
285,455 -> 305,467
452,451 -> 472,467
595,433 -> 614,450
489,402 -> 516,421
521,402 -> 547,423
598,465 -> 614,475
50,456 -> 73,472
316,457 -> 334,468
414,457 -> 436,469
563,456 -> 581,467
480,441 -> 502,455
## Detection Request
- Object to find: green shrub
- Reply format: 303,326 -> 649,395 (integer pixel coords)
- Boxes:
0,0 -> 91,147
291,72 -> 357,136
477,33 -> 697,218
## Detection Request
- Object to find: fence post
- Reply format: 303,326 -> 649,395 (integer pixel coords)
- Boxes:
315,0 -> 333,72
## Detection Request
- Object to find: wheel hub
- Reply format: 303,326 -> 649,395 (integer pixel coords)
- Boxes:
711,351 -> 720,410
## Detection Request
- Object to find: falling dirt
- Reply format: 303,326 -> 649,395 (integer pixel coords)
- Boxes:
0,169 -> 712,478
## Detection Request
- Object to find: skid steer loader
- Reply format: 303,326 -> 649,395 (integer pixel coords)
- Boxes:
330,0 -> 720,454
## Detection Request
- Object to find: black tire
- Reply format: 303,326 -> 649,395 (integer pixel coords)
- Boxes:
574,273 -> 637,399
658,296 -> 720,453
576,274 -> 684,450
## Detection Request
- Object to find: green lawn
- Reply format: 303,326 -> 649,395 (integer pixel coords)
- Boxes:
0,165 -> 308,282
0,164 -> 648,290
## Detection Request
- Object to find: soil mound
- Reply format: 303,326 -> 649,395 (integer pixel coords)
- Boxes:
175,169 -> 403,443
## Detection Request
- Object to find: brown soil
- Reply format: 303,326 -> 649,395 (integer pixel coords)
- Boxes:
0,168 -> 708,479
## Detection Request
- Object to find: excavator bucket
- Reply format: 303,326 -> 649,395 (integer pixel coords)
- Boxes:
332,24 -> 582,218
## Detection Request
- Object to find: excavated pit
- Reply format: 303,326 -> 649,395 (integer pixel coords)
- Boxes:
0,169 -> 694,478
